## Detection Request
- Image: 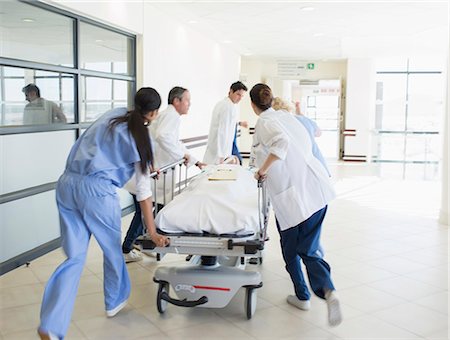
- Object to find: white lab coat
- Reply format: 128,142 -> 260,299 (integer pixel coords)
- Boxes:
252,108 -> 335,231
203,97 -> 238,164
149,104 -> 197,204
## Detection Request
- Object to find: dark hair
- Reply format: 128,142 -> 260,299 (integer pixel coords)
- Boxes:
110,87 -> 161,173
22,83 -> 41,97
250,83 -> 273,111
168,86 -> 188,105
230,81 -> 247,92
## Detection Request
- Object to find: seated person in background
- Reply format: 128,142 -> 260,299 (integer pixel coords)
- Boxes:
22,83 -> 67,125
272,97 -> 330,176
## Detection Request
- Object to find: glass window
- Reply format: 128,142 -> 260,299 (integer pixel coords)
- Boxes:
80,22 -> 134,75
376,74 -> 407,131
407,74 -> 445,131
377,134 -> 405,161
0,66 -> 75,126
0,1 -> 74,67
80,76 -> 132,122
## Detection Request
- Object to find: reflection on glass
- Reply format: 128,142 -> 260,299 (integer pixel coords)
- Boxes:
80,77 -> 131,122
80,22 -> 133,75
0,66 -> 74,126
0,1 -> 74,66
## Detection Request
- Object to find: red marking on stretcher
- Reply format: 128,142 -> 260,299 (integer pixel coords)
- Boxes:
193,285 -> 230,292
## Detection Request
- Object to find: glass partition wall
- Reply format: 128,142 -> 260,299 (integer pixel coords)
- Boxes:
0,0 -> 136,274
373,58 -> 444,180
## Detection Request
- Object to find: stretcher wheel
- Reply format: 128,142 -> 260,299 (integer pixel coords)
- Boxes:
157,282 -> 169,313
245,288 -> 257,319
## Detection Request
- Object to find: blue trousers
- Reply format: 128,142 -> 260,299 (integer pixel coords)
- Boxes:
39,173 -> 131,339
276,206 -> 334,300
122,194 -> 143,253
232,125 -> 243,165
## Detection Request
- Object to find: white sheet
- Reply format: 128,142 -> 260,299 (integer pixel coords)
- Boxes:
155,164 -> 259,235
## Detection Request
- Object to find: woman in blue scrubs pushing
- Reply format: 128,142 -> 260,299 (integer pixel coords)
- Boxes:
38,87 -> 169,340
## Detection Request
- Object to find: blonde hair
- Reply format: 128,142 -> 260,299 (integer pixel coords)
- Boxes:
272,97 -> 293,112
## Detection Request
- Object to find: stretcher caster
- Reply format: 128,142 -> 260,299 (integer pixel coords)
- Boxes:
157,282 -> 170,313
245,287 -> 257,319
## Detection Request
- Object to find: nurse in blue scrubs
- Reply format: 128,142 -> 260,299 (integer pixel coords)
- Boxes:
38,87 -> 169,340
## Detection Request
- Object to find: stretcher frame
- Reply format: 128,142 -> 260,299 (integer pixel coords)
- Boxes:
135,159 -> 269,319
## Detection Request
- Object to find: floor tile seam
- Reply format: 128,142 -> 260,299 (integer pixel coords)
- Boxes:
224,307 -> 316,339
367,307 -> 447,339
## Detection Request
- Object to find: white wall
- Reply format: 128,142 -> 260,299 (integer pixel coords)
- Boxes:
344,59 -> 376,160
140,3 -> 240,141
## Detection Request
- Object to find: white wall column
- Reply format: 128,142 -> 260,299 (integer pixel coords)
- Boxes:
344,58 -> 376,161
439,55 -> 449,226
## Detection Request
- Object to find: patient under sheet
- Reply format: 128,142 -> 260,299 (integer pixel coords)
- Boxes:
155,164 -> 259,235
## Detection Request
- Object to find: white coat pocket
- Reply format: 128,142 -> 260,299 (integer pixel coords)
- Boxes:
271,186 -> 305,231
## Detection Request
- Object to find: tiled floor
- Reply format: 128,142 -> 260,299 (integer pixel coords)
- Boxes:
0,162 -> 448,339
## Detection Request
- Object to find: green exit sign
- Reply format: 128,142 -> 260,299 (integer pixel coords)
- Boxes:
307,63 -> 315,70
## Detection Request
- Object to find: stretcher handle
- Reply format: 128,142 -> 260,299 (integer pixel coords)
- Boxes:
149,158 -> 185,178
160,291 -> 208,307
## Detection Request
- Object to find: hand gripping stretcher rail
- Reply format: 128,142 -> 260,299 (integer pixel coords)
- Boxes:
135,159 -> 270,319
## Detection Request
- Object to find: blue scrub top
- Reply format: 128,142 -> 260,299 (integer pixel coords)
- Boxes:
64,108 -> 141,188
295,115 -> 330,176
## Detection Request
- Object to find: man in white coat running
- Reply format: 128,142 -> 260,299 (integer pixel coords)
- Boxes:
150,86 -> 205,205
203,81 -> 247,164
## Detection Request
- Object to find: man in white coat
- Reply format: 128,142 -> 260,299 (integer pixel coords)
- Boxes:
203,81 -> 247,164
150,86 -> 205,205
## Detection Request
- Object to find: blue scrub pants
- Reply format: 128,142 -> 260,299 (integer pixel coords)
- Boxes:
232,125 -> 243,165
276,205 -> 335,301
122,194 -> 143,253
39,173 -> 131,339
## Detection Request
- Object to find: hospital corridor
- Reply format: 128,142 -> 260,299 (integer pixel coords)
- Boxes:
0,161 -> 447,339
0,0 -> 448,339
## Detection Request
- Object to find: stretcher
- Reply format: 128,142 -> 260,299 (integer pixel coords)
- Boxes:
135,160 -> 269,319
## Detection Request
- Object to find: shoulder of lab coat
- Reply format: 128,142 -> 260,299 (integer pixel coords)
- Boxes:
150,105 -> 186,163
255,108 -> 289,160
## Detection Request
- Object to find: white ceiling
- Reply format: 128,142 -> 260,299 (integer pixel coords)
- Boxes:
151,1 -> 449,60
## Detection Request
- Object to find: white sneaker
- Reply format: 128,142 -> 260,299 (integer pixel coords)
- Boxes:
325,290 -> 342,327
287,295 -> 311,311
106,299 -> 128,317
123,249 -> 142,263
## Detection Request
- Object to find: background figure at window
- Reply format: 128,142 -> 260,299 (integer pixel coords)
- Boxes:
22,83 -> 67,125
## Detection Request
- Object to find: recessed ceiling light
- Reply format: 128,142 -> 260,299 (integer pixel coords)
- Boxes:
22,18 -> 35,22
301,7 -> 314,11
222,40 -> 232,44
187,20 -> 198,24
95,39 -> 104,43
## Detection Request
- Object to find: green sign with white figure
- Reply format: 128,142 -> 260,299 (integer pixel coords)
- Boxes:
307,63 -> 315,70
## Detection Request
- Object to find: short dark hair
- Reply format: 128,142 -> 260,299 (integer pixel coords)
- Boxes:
230,81 -> 247,92
22,83 -> 41,97
168,86 -> 188,105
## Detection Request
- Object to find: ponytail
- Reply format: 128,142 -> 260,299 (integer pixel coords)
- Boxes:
110,87 -> 161,173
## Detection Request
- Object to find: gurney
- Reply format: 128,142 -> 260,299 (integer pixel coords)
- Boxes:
135,160 -> 269,319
